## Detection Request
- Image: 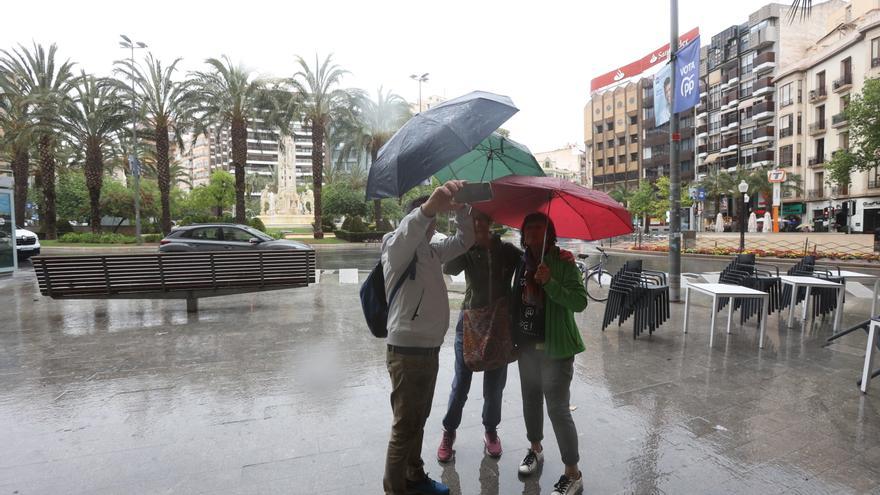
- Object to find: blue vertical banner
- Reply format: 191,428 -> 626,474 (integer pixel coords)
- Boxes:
653,63 -> 672,127
673,35 -> 701,113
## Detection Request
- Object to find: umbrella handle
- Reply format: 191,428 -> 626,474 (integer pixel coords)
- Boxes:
540,190 -> 553,262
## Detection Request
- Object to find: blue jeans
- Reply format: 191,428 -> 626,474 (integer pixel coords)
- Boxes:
442,312 -> 508,433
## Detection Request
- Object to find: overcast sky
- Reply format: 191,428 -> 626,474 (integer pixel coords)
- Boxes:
2,0 -> 784,152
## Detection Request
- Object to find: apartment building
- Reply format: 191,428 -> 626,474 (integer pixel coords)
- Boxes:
695,1 -> 842,217
775,0 -> 880,232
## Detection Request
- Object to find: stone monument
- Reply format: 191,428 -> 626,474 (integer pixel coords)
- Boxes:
258,136 -> 313,228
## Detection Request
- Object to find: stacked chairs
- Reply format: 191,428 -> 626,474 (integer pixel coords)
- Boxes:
779,256 -> 843,319
717,254 -> 782,324
602,260 -> 670,339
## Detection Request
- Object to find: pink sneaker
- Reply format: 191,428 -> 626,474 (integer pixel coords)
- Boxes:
437,430 -> 455,462
484,431 -> 502,458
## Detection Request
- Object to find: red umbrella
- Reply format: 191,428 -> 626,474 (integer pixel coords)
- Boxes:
472,176 -> 633,241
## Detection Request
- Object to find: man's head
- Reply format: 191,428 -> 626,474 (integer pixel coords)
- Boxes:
663,77 -> 672,105
473,210 -> 493,248
407,195 -> 435,239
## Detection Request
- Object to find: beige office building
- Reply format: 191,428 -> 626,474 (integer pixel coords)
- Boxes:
583,80 -> 645,192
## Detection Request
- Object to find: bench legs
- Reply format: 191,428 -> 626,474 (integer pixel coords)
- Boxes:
186,294 -> 198,313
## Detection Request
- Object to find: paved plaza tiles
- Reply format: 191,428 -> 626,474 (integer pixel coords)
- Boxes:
1,266 -> 880,494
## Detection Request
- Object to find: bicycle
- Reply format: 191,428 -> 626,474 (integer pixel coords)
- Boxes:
575,247 -> 612,302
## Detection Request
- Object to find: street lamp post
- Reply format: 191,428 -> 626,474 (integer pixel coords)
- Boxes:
119,35 -> 147,245
738,179 -> 749,252
410,73 -> 429,112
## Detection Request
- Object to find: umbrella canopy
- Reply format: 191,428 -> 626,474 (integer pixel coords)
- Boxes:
433,132 -> 544,183
366,91 -> 518,199
748,212 -> 758,232
471,176 -> 632,241
762,212 -> 773,232
715,212 -> 725,233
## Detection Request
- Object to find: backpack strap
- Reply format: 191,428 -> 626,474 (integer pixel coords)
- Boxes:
388,255 -> 418,307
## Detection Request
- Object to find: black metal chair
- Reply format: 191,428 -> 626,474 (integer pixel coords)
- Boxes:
602,260 -> 670,339
717,254 -> 782,325
779,256 -> 842,320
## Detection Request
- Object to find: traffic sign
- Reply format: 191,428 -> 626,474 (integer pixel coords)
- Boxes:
768,169 -> 787,183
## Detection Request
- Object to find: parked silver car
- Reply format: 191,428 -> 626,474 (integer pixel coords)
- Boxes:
158,224 -> 310,252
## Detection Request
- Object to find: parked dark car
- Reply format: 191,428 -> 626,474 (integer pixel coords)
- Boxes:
158,224 -> 310,252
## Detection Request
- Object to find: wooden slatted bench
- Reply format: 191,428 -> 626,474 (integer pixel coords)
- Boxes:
32,250 -> 316,313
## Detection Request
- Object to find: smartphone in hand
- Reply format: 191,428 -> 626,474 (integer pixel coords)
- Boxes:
453,182 -> 493,204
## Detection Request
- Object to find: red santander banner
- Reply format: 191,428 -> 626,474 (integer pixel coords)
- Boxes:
590,27 -> 700,93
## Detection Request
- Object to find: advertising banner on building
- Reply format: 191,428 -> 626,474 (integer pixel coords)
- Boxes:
653,64 -> 672,126
590,27 -> 699,93
673,35 -> 700,113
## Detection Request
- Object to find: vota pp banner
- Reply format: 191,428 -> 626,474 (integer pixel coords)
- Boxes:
590,27 -> 699,93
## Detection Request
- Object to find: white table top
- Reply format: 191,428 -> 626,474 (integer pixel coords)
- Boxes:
687,283 -> 769,297
835,270 -> 880,280
779,275 -> 842,287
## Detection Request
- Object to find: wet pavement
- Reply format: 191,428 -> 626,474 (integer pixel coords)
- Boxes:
2,251 -> 880,494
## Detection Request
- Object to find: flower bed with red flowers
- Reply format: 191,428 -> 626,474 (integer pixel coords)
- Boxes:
632,244 -> 880,262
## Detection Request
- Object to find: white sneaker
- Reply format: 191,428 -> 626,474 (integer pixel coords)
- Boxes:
518,448 -> 543,475
550,472 -> 583,495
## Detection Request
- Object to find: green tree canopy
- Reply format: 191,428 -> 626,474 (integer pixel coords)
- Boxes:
826,78 -> 880,186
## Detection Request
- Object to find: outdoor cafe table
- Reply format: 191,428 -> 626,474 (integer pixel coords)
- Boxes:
779,275 -> 844,331
683,283 -> 770,349
834,270 -> 880,316
825,270 -> 880,343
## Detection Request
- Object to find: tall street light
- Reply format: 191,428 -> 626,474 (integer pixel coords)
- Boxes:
410,73 -> 429,112
738,179 -> 749,252
119,35 -> 147,245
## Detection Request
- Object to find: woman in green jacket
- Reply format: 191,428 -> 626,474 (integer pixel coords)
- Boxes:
512,212 -> 587,495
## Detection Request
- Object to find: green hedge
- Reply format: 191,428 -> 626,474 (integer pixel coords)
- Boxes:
334,230 -> 389,243
142,233 -> 163,243
59,232 -> 138,244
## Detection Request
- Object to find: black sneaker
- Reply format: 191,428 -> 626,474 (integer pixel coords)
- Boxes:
518,448 -> 544,475
550,472 -> 583,495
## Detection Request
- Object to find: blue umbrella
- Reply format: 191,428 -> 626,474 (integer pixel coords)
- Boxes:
365,91 -> 518,199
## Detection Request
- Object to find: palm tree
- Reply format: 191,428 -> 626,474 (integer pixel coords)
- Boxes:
288,54 -> 355,239
0,70 -> 35,226
61,73 -> 127,232
338,87 -> 411,223
115,53 -> 198,234
0,43 -> 75,239
191,56 -> 267,223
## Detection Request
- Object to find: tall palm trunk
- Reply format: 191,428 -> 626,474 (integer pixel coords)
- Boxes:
371,145 -> 381,224
231,116 -> 247,223
11,148 -> 28,227
84,137 -> 104,233
311,120 -> 324,239
38,134 -> 57,239
155,122 -> 172,235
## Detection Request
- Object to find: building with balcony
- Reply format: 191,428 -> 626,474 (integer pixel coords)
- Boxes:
774,0 -> 880,232
694,1 -> 842,220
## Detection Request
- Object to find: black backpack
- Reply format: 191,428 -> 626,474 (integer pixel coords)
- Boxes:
360,256 -> 417,338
